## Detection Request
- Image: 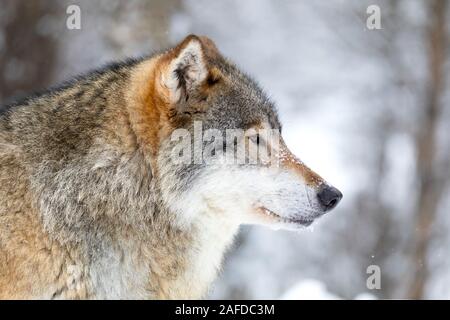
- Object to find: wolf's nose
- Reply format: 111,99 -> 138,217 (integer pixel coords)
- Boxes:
317,185 -> 343,211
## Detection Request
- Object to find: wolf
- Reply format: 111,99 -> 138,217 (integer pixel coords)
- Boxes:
0,35 -> 342,299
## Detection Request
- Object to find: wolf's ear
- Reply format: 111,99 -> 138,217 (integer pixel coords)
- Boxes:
159,35 -> 211,104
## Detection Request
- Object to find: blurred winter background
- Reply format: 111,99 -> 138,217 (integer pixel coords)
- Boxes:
1,0 -> 449,299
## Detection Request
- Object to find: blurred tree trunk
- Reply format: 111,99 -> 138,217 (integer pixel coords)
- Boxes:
408,0 -> 448,299
105,0 -> 182,53
142,0 -> 183,48
0,0 -> 59,105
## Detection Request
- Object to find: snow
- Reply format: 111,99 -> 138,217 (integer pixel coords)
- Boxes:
279,279 -> 377,300
354,292 -> 377,300
279,279 -> 341,300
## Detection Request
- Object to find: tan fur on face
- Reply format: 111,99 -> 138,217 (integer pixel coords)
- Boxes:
268,138 -> 325,187
278,139 -> 324,187
254,122 -> 325,188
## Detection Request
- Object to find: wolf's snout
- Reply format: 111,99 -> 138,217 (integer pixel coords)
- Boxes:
317,185 -> 343,211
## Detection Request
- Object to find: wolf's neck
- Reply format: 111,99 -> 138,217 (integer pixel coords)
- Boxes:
148,213 -> 240,299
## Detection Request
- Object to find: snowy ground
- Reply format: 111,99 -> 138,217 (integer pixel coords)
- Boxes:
279,279 -> 376,300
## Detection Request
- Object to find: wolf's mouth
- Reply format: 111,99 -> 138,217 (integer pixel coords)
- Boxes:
258,207 -> 315,227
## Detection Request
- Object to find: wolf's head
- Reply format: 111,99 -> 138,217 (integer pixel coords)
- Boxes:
131,35 -> 342,231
